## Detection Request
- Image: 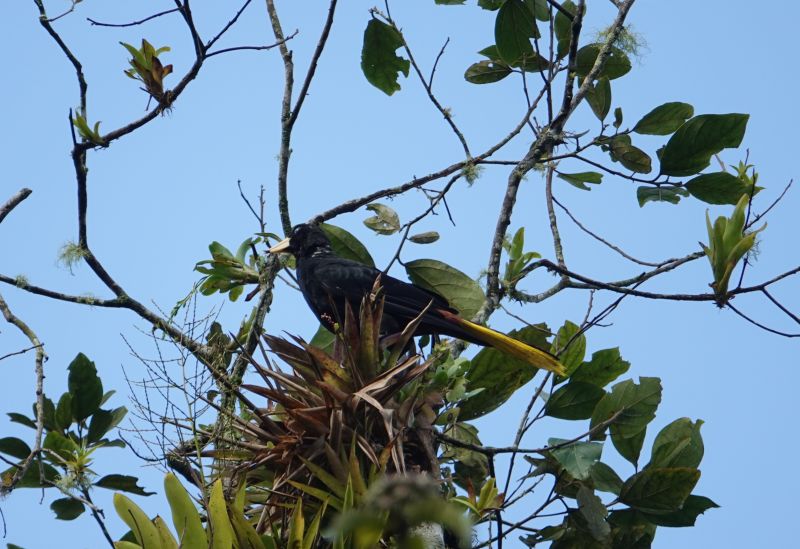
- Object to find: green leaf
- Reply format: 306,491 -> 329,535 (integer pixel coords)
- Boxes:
460,325 -> 550,420
636,186 -> 689,207
659,114 -> 749,176
549,439 -> 603,481
441,423 -> 489,489
571,348 -> 630,388
7,412 -> 36,429
643,494 -> 719,527
557,171 -> 603,191
613,106 -> 623,129
553,0 -> 576,59
685,172 -> 757,205
612,429 -> 647,467
361,18 -> 410,95
0,437 -> 32,460
545,382 -> 605,420
404,259 -> 484,318
633,102 -> 694,135
363,203 -> 401,235
113,493 -> 161,549
1,462 -> 59,488
478,0 -> 504,10
620,467 -> 700,514
551,320 -> 586,377
164,473 -> 208,549
35,396 -> 57,432
87,406 -> 127,444
409,231 -> 440,244
495,0 -> 538,65
464,60 -> 513,84
95,474 -> 155,496
649,418 -> 704,469
608,509 -> 656,547
575,44 -> 631,80
590,462 -> 623,495
585,77 -> 611,121
67,353 -> 103,422
309,324 -> 336,354
527,0 -> 550,21
50,498 -> 85,521
43,431 -> 78,460
55,393 -> 72,431
590,377 -> 662,466
320,223 -> 375,266
576,486 -> 610,541
609,138 -> 652,174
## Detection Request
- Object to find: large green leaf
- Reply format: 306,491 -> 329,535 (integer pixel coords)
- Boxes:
7,412 -> 36,429
556,171 -> 603,191
553,0 -> 577,59
590,462 -> 624,495
609,138 -> 652,174
576,486 -> 610,541
51,498 -> 85,521
549,439 -> 603,481
87,406 -> 127,444
551,320 -> 586,378
361,19 -> 410,95
320,223 -> 374,266
464,60 -> 512,84
659,114 -> 749,176
404,259 -> 484,318
1,462 -> 59,488
545,382 -> 605,420
0,437 -> 32,460
636,186 -> 689,207
685,172 -> 756,205
363,203 -> 401,235
95,474 -> 155,496
608,509 -> 656,548
309,324 -> 336,353
571,348 -> 630,388
620,467 -> 700,514
633,102 -> 694,135
643,494 -> 719,527
495,0 -> 538,65
575,44 -> 631,80
585,77 -> 611,121
590,377 -> 662,466
67,353 -> 103,422
649,418 -> 704,469
459,325 -> 550,420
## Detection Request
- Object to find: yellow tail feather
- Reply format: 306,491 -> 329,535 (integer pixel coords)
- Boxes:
447,315 -> 565,376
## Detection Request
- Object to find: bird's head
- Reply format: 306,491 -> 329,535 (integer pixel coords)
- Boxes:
268,223 -> 332,258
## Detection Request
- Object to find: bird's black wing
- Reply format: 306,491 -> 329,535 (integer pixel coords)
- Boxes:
299,256 -> 463,335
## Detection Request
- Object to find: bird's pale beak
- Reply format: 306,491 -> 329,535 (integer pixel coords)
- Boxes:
268,237 -> 291,254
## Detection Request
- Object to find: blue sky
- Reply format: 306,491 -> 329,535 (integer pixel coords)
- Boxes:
1,1 -> 798,547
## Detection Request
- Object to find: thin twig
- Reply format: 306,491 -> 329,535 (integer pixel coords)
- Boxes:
87,7 -> 181,27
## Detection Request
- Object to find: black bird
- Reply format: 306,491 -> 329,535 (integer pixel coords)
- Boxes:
269,224 -> 564,375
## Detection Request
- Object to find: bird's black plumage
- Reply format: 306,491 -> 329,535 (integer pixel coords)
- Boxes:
273,223 -> 482,343
269,223 -> 564,374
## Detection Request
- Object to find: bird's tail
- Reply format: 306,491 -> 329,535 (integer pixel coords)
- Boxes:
438,311 -> 565,376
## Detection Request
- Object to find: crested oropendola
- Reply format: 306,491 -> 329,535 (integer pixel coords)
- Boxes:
269,223 -> 564,375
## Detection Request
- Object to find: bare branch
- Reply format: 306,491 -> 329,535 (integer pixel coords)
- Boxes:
289,0 -> 339,130
0,188 -> 32,224
87,7 -> 181,28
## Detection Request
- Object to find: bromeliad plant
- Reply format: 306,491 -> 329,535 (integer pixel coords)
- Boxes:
702,193 -> 766,304
163,281 -> 470,547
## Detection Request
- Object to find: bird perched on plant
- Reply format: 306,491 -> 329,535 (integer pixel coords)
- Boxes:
269,223 -> 564,375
